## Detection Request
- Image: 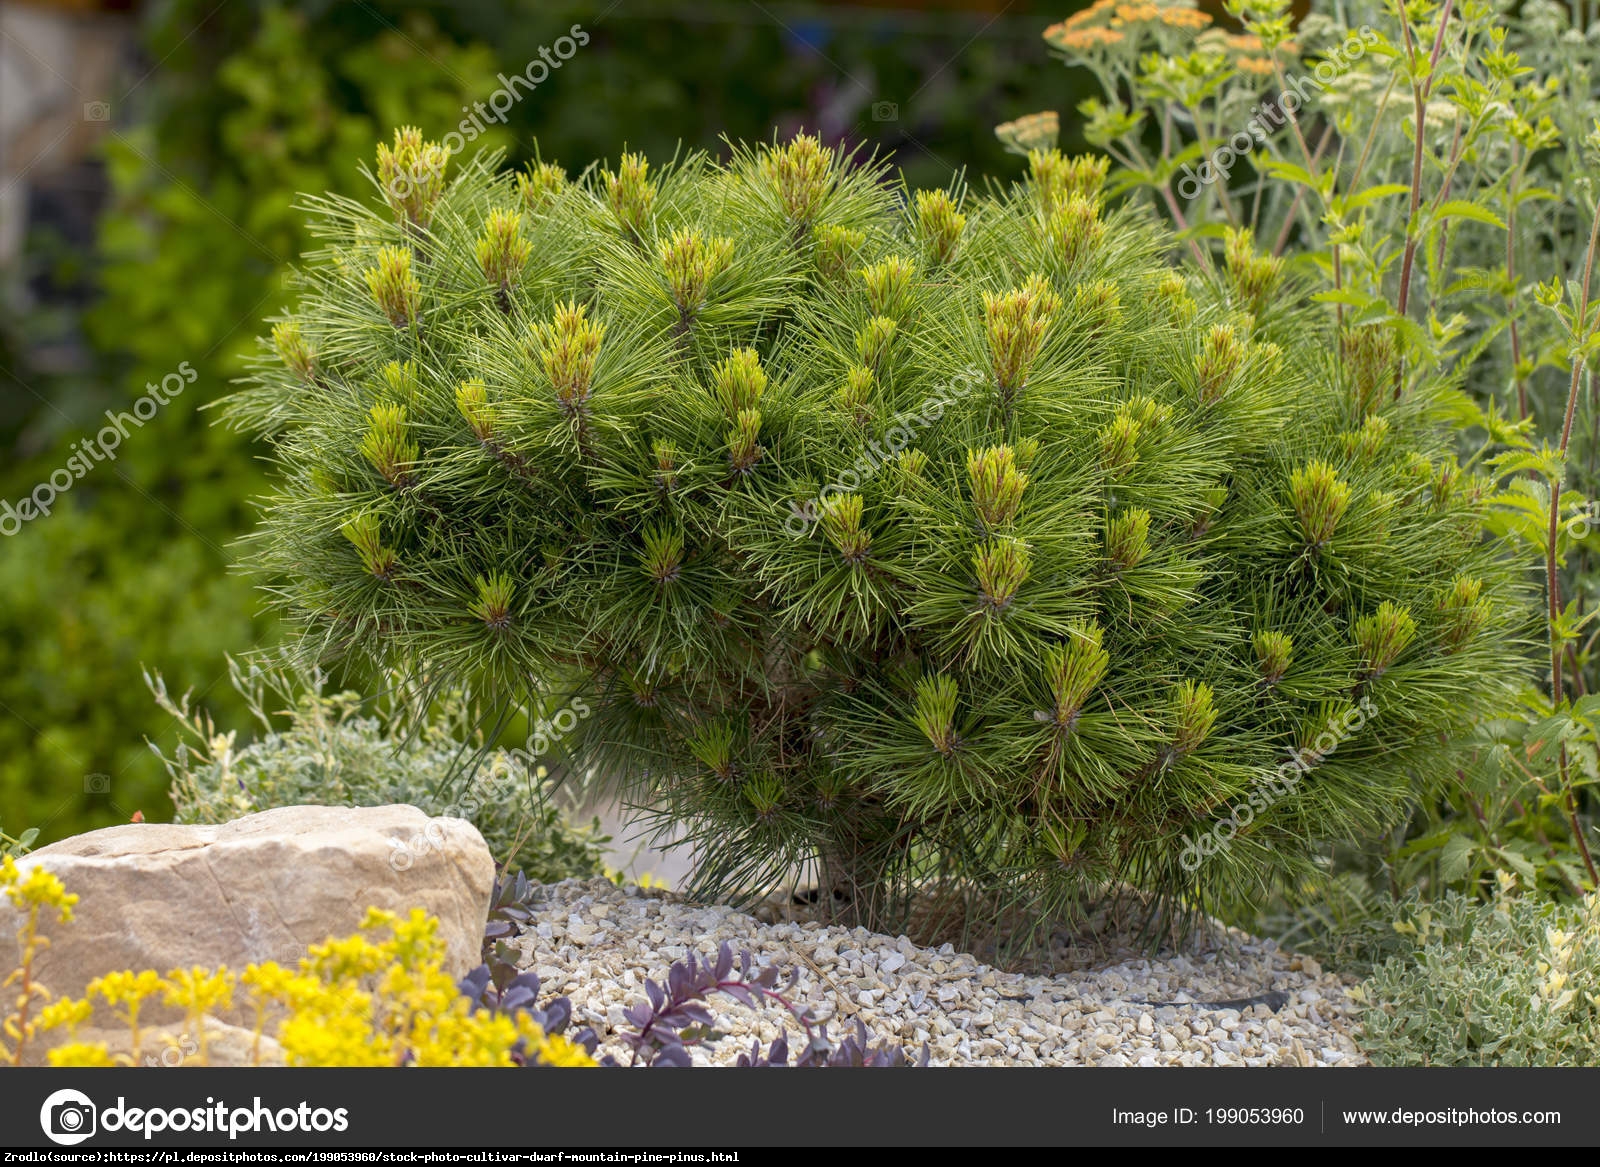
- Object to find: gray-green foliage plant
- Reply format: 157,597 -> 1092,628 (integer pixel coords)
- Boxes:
1356,886 -> 1600,1065
0,823 -> 36,859
148,657 -> 606,884
230,128 -> 1519,938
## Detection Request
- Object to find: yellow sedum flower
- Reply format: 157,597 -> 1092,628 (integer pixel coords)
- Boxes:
48,1042 -> 116,1067
7,865 -> 595,1068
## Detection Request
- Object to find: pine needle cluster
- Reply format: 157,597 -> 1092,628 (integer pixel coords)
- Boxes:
230,129 -> 1523,941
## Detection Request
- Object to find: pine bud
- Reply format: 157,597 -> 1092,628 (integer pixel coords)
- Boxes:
1105,508 -> 1151,571
759,133 -> 836,226
1072,279 -> 1122,334
604,152 -> 656,239
1099,412 -> 1141,475
516,161 -> 567,215
1432,457 -> 1458,510
836,364 -> 876,426
984,274 -> 1061,397
1156,271 -> 1196,323
1046,194 -> 1106,267
743,773 -> 784,821
375,126 -> 448,230
855,316 -> 898,372
1342,324 -> 1399,416
896,448 -> 929,481
455,378 -> 496,441
1338,413 -> 1390,461
727,408 -> 763,475
914,189 -> 966,266
1289,461 -> 1351,547
1354,601 -> 1416,676
912,674 -> 961,757
712,348 -> 768,418
660,229 -> 734,317
381,360 -> 417,401
1253,629 -> 1293,686
1028,149 -> 1108,211
1043,620 -> 1109,729
475,209 -> 532,309
1222,226 -> 1283,315
641,524 -> 685,585
1125,394 -> 1170,431
1040,817 -> 1088,866
968,445 -> 1028,527
816,224 -> 866,282
1013,436 -> 1042,472
1191,486 -> 1227,540
651,438 -> 680,492
1403,452 -> 1434,490
1196,324 -> 1245,404
536,302 -> 605,416
271,322 -> 317,383
689,720 -> 737,782
365,246 -> 421,329
468,572 -> 515,631
358,402 -> 418,488
1170,680 -> 1217,755
340,512 -> 396,580
821,493 -> 871,563
862,256 -> 916,322
974,537 -> 1030,611
1439,575 -> 1489,652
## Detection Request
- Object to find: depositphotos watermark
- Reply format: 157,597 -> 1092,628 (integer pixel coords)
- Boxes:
1174,26 -> 1379,199
39,1088 -> 348,1145
384,25 -> 589,204
1179,696 -> 1378,872
783,365 -> 984,537
1,360 -> 197,537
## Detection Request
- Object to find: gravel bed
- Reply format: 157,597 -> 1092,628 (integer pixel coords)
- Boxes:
512,878 -> 1366,1067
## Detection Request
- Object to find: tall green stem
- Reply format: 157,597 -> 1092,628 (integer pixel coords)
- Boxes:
1544,195 -> 1600,887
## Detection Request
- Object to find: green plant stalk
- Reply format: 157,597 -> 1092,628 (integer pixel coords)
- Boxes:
1507,140 -> 1529,419
1396,0 -> 1455,321
1544,193 -> 1600,888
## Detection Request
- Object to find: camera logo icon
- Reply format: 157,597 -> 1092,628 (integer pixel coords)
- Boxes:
40,1088 -> 97,1145
82,101 -> 111,122
871,100 -> 899,122
84,772 -> 111,794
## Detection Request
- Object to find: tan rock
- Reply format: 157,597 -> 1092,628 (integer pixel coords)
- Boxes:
1,804 -> 493,1047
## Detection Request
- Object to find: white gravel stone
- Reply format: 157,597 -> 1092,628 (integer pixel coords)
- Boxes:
513,877 -> 1366,1067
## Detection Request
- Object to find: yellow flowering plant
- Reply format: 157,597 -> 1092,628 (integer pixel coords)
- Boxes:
1,855 -> 78,1065
5,861 -> 595,1068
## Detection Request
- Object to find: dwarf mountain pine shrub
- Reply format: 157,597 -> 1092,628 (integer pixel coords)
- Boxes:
231,131 -> 1520,939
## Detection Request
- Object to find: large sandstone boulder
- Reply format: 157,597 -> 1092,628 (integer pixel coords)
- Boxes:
1,804 -> 493,1062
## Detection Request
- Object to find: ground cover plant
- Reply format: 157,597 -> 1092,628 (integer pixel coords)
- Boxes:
149,656 -> 606,882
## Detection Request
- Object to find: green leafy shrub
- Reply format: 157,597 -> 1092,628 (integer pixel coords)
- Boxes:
150,658 -> 606,882
1356,887 -> 1600,1065
231,129 -> 1518,939
1016,0 -> 1600,912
